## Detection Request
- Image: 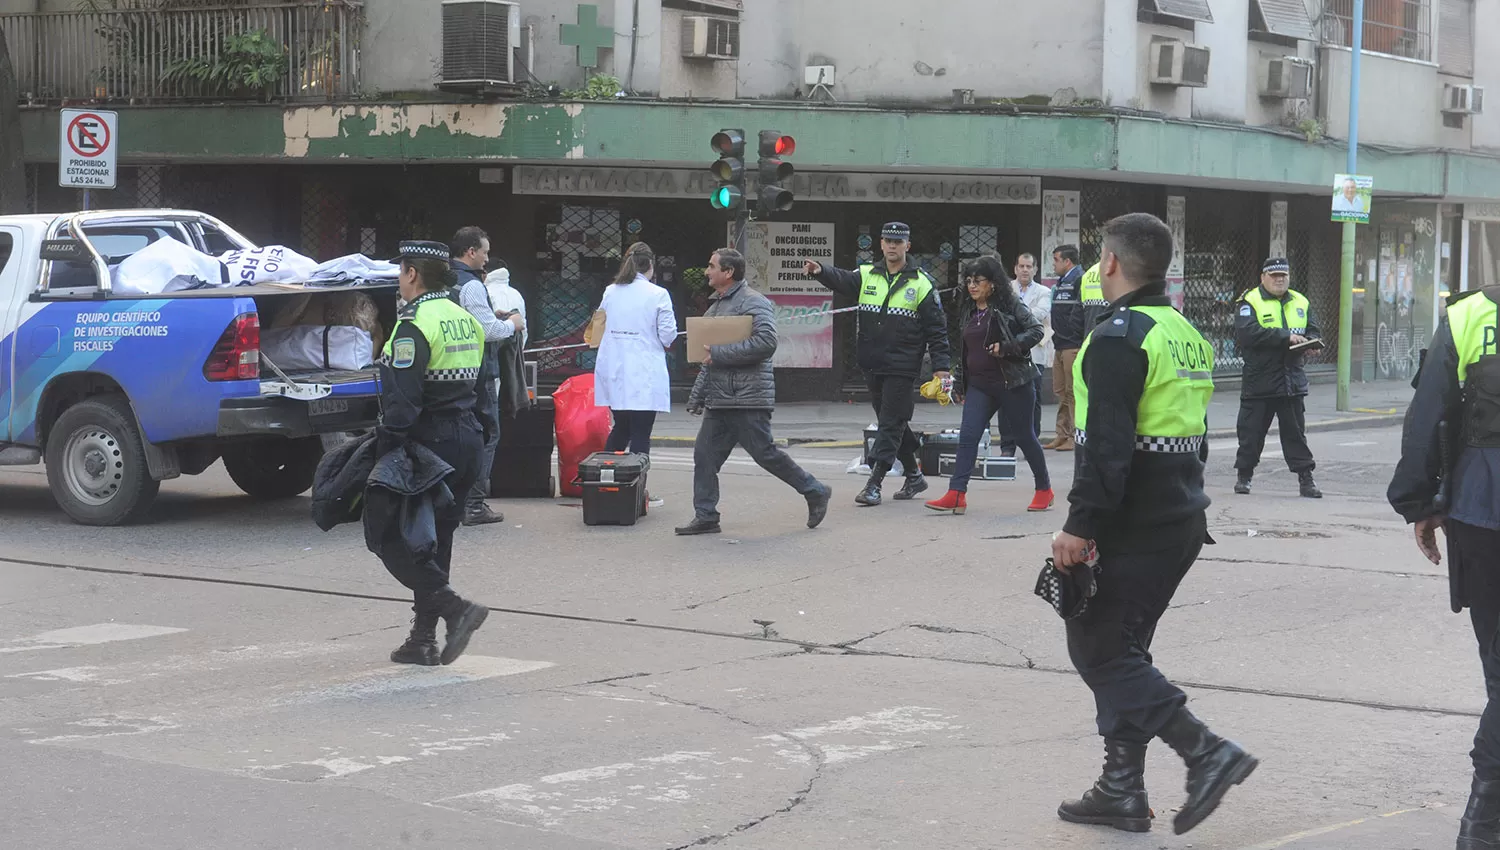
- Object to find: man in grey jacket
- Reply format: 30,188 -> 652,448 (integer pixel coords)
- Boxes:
676,248 -> 834,536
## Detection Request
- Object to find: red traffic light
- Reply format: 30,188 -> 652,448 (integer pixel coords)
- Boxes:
759,130 -> 795,157
712,129 -> 746,156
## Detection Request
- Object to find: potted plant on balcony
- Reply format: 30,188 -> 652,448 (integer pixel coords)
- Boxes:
162,28 -> 287,102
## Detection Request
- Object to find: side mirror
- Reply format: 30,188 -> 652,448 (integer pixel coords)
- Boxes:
39,239 -> 89,262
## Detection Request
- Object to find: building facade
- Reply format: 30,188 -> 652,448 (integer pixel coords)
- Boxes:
4,0 -> 1499,394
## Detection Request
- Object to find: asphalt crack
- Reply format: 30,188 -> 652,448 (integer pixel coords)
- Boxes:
909,624 -> 1036,669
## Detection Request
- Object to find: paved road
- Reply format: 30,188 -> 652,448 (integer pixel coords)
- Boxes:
0,420 -> 1475,849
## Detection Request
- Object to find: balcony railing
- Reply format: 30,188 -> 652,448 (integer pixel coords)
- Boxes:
1,1 -> 362,104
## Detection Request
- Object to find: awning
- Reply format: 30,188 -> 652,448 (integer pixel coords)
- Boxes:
1142,0 -> 1215,23
1252,0 -> 1316,40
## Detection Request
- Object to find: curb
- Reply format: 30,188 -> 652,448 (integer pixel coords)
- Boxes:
653,412 -> 1402,451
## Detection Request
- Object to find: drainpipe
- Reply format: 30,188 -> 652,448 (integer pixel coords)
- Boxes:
626,0 -> 640,94
1336,0 -> 1364,411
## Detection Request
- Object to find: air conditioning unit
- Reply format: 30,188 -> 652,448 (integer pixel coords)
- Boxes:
1149,40 -> 1210,88
1260,57 -> 1313,99
1444,84 -> 1486,115
440,0 -> 521,89
681,16 -> 739,60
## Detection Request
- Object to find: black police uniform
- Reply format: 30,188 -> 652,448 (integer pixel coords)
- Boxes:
1233,257 -> 1321,497
378,241 -> 489,668
1057,281 -> 1256,838
810,222 -> 951,506
1389,286 -> 1500,849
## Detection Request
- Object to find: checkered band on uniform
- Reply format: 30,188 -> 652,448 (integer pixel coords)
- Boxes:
398,243 -> 449,260
1135,435 -> 1203,453
425,366 -> 480,382
1074,429 -> 1088,445
884,307 -> 920,319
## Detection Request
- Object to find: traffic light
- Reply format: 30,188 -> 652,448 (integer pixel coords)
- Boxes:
756,130 -> 796,215
709,129 -> 745,211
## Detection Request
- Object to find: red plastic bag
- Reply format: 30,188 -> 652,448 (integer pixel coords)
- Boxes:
553,374 -> 612,497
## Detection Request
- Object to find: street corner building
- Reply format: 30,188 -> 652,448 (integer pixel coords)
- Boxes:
6,0 -> 1500,401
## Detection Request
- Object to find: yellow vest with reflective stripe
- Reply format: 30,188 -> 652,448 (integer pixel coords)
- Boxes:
1080,263 -> 1107,308
1449,290 -> 1500,383
1241,287 -> 1311,334
1074,304 -> 1215,448
382,292 -> 484,382
858,265 -> 934,320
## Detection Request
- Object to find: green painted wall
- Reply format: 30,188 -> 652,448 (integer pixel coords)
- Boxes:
17,101 -> 1500,200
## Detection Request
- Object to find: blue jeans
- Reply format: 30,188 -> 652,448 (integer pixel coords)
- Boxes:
950,383 -> 1050,493
467,376 -> 501,509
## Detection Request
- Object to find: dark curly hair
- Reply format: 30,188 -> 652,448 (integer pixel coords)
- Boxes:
962,254 -> 1018,311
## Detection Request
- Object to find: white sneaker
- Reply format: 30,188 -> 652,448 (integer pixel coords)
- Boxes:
647,492 -> 665,508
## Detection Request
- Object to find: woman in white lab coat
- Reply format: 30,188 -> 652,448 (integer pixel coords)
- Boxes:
593,242 -> 677,466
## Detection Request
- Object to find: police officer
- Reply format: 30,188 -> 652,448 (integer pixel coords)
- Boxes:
1389,283 -> 1500,850
1052,213 -> 1257,836
379,241 -> 490,667
1048,245 -> 1086,452
804,222 -> 951,506
1233,257 -> 1323,499
1079,260 -> 1112,337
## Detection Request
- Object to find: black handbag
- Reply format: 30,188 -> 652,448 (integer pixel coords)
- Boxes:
1035,557 -> 1102,620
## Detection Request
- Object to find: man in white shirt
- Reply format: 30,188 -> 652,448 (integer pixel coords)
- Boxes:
486,265 -> 528,350
999,252 -> 1053,458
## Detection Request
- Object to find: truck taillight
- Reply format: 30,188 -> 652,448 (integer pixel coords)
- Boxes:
203,313 -> 260,382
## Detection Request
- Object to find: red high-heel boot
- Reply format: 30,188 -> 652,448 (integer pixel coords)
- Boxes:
1028,489 -> 1055,512
925,490 -> 967,515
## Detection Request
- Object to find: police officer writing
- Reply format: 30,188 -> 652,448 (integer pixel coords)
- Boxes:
378,241 -> 490,667
803,222 -> 951,506
1389,283 -> 1500,850
1233,257 -> 1324,499
1051,213 -> 1257,836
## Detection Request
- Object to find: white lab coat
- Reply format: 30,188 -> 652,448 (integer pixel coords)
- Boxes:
593,275 -> 677,412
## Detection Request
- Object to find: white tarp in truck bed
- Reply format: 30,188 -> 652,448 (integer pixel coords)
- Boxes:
261,326 -> 375,373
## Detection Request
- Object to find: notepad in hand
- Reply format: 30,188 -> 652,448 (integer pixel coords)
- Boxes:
1290,338 -> 1325,352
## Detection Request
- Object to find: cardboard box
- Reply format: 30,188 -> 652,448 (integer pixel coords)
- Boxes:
686,316 -> 753,363
583,310 -> 606,349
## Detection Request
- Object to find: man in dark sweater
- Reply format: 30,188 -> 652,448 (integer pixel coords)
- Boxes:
1048,245 -> 1085,451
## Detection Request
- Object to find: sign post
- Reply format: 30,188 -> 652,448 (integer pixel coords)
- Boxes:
58,109 -> 119,210
1336,0 -> 1365,412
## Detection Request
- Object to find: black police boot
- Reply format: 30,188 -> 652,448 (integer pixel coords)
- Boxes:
1234,471 -> 1252,495
856,464 -> 888,507
1158,706 -> 1259,835
429,587 -> 489,666
893,471 -> 929,501
390,610 -> 440,666
1057,739 -> 1154,833
1458,776 -> 1500,849
806,483 -> 832,529
1298,472 -> 1323,499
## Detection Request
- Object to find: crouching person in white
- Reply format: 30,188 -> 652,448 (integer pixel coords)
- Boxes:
676,249 -> 833,536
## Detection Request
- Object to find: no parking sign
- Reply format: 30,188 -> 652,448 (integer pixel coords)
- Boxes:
59,109 -> 118,190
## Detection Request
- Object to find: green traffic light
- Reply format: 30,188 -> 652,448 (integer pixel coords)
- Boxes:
711,185 -> 743,210
716,187 -> 733,207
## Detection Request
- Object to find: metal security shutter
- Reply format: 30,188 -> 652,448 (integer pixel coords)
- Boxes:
1440,0 -> 1475,77
1144,0 -> 1215,23
1252,0 -> 1316,40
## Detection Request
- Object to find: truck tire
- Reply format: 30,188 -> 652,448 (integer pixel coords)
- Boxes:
45,395 -> 161,526
221,436 -> 323,500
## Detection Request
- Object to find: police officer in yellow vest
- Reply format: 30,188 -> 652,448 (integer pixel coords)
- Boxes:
1390,284 -> 1500,850
804,222 -> 951,506
1052,213 -> 1257,837
377,241 -> 490,667
1233,257 -> 1324,498
1079,261 -> 1112,337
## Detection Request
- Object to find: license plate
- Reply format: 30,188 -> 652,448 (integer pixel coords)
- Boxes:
309,398 -> 350,417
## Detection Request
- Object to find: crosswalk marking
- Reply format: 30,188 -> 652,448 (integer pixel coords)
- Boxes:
273,655 -> 555,706
0,623 -> 187,654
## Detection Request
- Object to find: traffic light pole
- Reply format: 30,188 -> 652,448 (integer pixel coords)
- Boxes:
733,208 -> 748,253
1336,0 -> 1364,412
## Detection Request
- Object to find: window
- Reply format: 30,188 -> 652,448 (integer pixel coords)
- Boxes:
1251,0 -> 1316,41
662,0 -> 741,14
198,225 -> 238,256
1321,0 -> 1433,62
1139,0 -> 1214,28
48,225 -> 186,290
1439,0 -> 1474,76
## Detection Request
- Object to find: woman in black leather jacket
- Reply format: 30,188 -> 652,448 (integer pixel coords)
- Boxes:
926,255 -> 1054,514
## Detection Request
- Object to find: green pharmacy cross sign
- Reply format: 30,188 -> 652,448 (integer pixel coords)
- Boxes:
561,4 -> 614,68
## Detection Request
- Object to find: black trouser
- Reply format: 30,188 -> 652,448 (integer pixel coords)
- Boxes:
607,410 -> 657,455
1235,395 -> 1315,475
1065,523 -> 1205,743
468,372 -> 501,510
693,409 -> 822,522
1448,520 -> 1500,780
374,416 -> 482,610
999,372 -> 1043,455
866,373 -> 921,476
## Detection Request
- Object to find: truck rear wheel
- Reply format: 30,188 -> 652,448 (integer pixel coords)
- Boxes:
46,395 -> 161,526
221,436 -> 323,500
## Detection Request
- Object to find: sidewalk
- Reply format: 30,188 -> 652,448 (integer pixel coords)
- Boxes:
652,381 -> 1414,447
